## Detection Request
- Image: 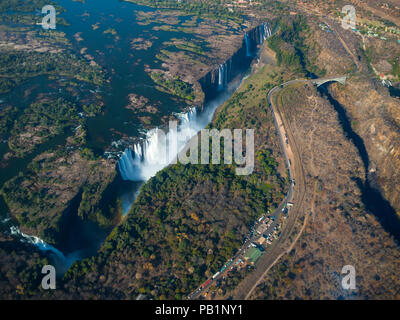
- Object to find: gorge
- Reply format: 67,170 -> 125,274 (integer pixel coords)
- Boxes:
118,23 -> 272,186
5,20 -> 274,273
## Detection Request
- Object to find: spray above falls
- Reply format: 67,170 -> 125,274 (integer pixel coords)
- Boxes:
118,107 -> 202,181
118,22 -> 273,183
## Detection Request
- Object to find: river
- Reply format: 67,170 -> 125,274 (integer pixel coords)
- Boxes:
0,0 -> 272,271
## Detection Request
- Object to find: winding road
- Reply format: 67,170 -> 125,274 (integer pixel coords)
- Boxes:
187,76 -> 346,300
231,79 -> 307,300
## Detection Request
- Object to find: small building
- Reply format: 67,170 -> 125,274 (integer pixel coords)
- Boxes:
256,236 -> 266,245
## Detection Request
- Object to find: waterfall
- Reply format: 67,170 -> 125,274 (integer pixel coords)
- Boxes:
263,22 -> 272,40
10,226 -> 65,259
218,63 -> 225,91
244,23 -> 272,56
199,22 -> 272,99
218,63 -> 228,91
118,107 -> 205,182
119,21 -> 274,183
8,225 -> 79,273
245,33 -> 251,57
224,62 -> 228,86
256,22 -> 272,44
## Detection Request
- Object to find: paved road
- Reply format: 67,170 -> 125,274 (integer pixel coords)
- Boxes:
187,80 -> 301,300
231,79 -> 307,300
187,76 -> 345,300
201,12 -> 355,300
233,75 -> 345,299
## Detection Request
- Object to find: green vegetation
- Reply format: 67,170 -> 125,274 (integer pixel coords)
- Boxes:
257,149 -> 278,176
7,98 -> 78,156
267,16 -> 326,76
0,0 -> 67,25
150,72 -> 195,101
2,94 -> 104,159
1,149 -> 117,244
78,178 -> 120,228
0,105 -> 18,139
173,40 -> 205,55
0,0 -> 54,12
60,60 -> 288,300
392,59 -> 400,81
64,153 -> 284,298
0,50 -> 105,93
245,247 -> 263,264
155,24 -> 196,34
0,237 -> 53,299
0,77 -> 14,94
126,0 -> 244,24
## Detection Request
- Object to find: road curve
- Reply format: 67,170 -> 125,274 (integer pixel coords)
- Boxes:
232,79 -> 307,300
235,75 -> 346,300
188,76 -> 345,300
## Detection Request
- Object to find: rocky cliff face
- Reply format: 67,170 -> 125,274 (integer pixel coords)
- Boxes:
10,58 -> 289,300
329,77 -> 400,217
297,16 -> 400,217
199,23 -> 272,101
251,83 -> 400,300
1,151 -> 117,246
